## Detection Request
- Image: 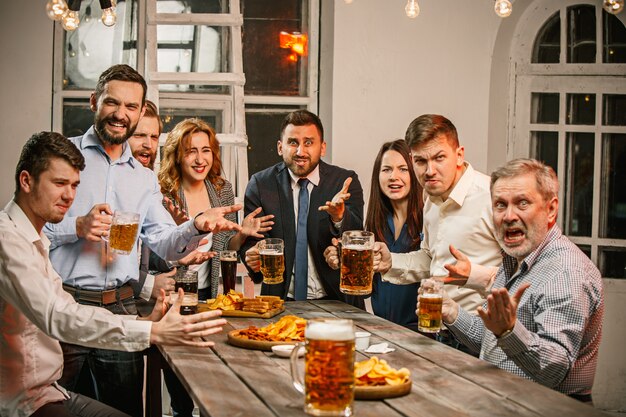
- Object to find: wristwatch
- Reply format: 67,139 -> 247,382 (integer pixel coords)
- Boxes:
497,328 -> 513,339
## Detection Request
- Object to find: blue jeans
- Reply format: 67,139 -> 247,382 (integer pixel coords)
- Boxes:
58,298 -> 144,417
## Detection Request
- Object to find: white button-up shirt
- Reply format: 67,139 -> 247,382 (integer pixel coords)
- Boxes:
382,163 -> 502,313
0,200 -> 152,417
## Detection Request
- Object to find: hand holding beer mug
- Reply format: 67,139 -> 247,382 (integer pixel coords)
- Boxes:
418,278 -> 444,333
290,318 -> 355,416
258,238 -> 285,285
340,231 -> 374,295
219,250 -> 238,294
107,211 -> 140,255
171,269 -> 198,315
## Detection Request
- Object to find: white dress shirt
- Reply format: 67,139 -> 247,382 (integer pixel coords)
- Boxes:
0,200 -> 152,417
382,163 -> 502,313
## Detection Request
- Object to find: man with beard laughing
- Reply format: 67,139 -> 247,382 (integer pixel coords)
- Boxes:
44,65 -> 242,416
438,158 -> 604,403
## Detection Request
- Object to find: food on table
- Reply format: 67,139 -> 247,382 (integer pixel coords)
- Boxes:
206,290 -> 244,311
205,292 -> 284,313
354,356 -> 411,386
236,315 -> 305,342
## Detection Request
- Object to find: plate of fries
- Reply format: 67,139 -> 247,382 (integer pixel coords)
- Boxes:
354,357 -> 412,400
198,291 -> 285,318
227,315 -> 306,351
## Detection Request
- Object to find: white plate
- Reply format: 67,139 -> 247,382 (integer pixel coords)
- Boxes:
271,344 -> 303,358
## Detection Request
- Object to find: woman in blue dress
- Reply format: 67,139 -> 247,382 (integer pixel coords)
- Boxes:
366,140 -> 423,331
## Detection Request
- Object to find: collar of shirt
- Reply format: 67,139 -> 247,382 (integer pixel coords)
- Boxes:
286,165 -> 320,188
5,199 -> 51,251
501,224 -> 562,283
429,162 -> 475,207
80,125 -> 136,168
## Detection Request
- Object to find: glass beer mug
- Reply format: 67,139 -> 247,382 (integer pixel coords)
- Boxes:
107,211 -> 140,255
340,231 -> 375,295
290,318 -> 355,416
258,238 -> 285,285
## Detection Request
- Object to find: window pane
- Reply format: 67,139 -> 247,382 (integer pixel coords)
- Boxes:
156,0 -> 229,14
599,247 -> 626,278
565,133 -> 594,236
531,131 -> 559,175
532,11 -> 560,63
531,93 -> 559,124
603,10 -> 626,63
601,133 -> 626,239
159,108 -> 222,134
158,84 -> 230,94
567,5 -> 596,63
245,107 -> 303,176
567,93 -> 596,125
604,94 -> 626,126
156,25 -> 229,73
64,0 -> 138,90
242,0 -> 307,96
62,99 -> 92,137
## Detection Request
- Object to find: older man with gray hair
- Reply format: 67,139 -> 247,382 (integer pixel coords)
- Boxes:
439,158 -> 604,403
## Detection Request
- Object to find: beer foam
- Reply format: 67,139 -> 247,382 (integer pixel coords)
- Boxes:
259,249 -> 283,255
420,293 -> 443,299
221,255 -> 237,261
341,244 -> 372,251
306,320 -> 354,341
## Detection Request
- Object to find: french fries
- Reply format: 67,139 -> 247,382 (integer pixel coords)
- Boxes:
237,315 -> 306,342
354,357 -> 411,386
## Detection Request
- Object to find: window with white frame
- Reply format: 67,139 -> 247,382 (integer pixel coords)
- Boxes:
512,2 -> 626,278
52,0 -> 319,199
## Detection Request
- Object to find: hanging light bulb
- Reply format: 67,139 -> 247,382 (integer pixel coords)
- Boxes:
46,0 -> 68,21
603,0 -> 624,14
494,0 -> 513,17
99,0 -> 117,27
62,0 -> 82,31
405,0 -> 420,18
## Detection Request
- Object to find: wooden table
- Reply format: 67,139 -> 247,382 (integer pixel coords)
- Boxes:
154,300 -> 608,417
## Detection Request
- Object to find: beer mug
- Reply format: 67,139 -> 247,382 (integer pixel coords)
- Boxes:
290,318 -> 355,416
340,231 -> 375,295
418,278 -> 444,333
258,238 -> 285,285
173,269 -> 198,315
107,211 -> 140,255
220,250 -> 238,294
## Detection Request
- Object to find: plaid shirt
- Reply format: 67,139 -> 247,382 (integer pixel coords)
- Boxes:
448,225 -> 604,396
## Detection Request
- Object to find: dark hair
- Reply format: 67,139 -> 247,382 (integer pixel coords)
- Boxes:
405,114 -> 459,149
366,140 -> 423,251
15,132 -> 85,196
143,99 -> 163,135
280,110 -> 324,141
491,158 -> 559,202
94,64 -> 147,105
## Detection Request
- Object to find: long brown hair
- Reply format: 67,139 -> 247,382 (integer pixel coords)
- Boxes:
365,140 -> 423,251
158,118 -> 224,207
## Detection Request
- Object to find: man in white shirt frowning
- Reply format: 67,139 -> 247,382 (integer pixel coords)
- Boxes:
375,114 -> 502,351
0,132 -> 227,417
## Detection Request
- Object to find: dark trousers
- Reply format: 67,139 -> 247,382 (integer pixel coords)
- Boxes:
163,363 -> 195,417
31,392 -> 130,417
435,329 -> 479,357
58,297 -> 144,417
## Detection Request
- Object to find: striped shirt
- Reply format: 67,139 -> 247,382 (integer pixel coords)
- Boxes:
448,225 -> 604,396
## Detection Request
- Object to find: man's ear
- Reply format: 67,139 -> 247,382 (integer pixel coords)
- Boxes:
456,146 -> 465,167
89,92 -> 98,112
19,171 -> 34,194
547,196 -> 559,226
277,139 -> 283,156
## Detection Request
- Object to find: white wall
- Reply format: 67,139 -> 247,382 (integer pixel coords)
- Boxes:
0,0 -> 624,412
0,1 -> 54,203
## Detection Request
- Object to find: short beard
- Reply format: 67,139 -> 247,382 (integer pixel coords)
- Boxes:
95,115 -> 136,146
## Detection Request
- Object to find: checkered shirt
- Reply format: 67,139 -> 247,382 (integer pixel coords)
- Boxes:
448,225 -> 604,396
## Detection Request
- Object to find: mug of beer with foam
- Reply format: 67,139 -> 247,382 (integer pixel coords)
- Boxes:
340,231 -> 375,295
258,238 -> 285,285
107,211 -> 140,255
418,278 -> 444,333
290,318 -> 355,416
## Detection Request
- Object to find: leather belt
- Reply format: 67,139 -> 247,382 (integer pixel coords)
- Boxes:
63,283 -> 134,306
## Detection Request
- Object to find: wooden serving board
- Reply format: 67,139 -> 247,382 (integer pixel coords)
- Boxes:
198,302 -> 285,319
355,380 -> 412,400
227,329 -> 302,351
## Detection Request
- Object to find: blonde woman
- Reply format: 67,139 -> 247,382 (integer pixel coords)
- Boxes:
159,118 -> 273,300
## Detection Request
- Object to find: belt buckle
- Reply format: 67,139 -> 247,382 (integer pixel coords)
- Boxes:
102,288 -> 117,305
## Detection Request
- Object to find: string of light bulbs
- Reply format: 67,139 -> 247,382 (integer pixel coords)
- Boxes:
344,0 -> 624,19
46,0 -> 117,31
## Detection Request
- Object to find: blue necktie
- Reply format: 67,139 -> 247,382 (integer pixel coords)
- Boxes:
295,178 -> 310,300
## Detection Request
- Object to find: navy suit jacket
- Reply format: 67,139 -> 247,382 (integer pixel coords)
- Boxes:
240,160 -> 365,307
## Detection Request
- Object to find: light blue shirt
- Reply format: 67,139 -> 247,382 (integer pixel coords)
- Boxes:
44,126 -> 207,290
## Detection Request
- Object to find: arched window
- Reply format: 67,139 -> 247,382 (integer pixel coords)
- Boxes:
512,2 -> 626,278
